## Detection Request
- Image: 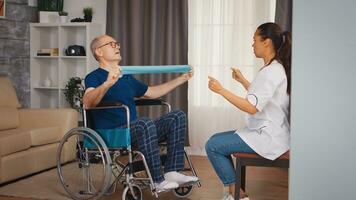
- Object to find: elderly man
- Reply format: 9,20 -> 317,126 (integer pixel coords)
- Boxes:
83,35 -> 197,192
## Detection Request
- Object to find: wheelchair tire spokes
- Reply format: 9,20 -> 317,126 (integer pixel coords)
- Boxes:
57,126 -> 200,199
57,127 -> 112,200
173,185 -> 193,198
122,184 -> 142,200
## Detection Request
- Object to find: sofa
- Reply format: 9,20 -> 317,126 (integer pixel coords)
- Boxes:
0,76 -> 77,184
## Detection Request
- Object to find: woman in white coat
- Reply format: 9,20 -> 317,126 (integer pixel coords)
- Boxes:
205,22 -> 292,200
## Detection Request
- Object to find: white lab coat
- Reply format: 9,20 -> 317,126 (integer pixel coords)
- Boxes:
237,60 -> 290,160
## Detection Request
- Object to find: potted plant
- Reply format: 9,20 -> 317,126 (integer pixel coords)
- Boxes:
58,11 -> 68,23
38,0 -> 64,23
64,77 -> 84,111
83,7 -> 93,22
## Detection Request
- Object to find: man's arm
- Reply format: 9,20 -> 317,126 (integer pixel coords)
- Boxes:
143,71 -> 193,99
83,83 -> 111,108
83,67 -> 120,107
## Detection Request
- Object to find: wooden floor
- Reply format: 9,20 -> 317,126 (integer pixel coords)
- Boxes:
0,156 -> 288,200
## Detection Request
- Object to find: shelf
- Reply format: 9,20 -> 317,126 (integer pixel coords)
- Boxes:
34,56 -> 59,58
34,86 -> 60,90
61,56 -> 87,59
31,22 -> 99,27
30,22 -> 103,109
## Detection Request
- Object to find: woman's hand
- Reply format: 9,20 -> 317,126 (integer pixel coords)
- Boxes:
231,67 -> 246,83
208,76 -> 224,94
231,67 -> 250,90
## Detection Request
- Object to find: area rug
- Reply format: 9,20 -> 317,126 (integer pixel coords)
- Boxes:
0,163 -> 105,200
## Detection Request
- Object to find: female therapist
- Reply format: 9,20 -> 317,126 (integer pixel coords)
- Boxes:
205,22 -> 291,200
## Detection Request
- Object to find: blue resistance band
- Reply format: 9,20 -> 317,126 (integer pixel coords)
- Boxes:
120,65 -> 190,75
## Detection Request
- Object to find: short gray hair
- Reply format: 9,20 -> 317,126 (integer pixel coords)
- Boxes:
90,35 -> 107,61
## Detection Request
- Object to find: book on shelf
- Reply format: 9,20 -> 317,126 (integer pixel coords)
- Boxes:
37,48 -> 59,56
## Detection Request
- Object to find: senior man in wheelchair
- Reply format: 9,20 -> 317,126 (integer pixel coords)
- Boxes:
83,34 -> 198,192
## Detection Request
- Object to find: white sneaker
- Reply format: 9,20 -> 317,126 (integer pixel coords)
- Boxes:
154,180 -> 179,193
222,194 -> 250,200
164,171 -> 199,185
222,194 -> 235,200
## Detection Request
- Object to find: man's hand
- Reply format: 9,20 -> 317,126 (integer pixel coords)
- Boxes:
104,66 -> 121,87
208,76 -> 224,94
180,67 -> 194,81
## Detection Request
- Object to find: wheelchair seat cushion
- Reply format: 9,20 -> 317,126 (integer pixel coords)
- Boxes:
84,128 -> 131,149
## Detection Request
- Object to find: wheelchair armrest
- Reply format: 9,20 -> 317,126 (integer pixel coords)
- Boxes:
135,99 -> 167,106
85,102 -> 125,110
135,99 -> 171,112
97,102 -> 123,107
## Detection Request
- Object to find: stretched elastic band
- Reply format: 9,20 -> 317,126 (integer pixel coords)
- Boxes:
120,65 -> 190,75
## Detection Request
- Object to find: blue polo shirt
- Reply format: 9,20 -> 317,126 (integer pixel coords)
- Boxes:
84,68 -> 148,129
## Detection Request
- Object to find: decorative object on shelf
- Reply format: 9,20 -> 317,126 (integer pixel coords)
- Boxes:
38,0 -> 64,23
37,48 -> 59,56
38,0 -> 63,11
64,77 -> 84,110
43,77 -> 52,87
58,11 -> 68,23
0,0 -> 6,18
70,17 -> 85,22
83,7 -> 93,22
65,45 -> 86,56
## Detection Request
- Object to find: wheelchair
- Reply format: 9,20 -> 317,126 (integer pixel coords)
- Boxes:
56,82 -> 201,200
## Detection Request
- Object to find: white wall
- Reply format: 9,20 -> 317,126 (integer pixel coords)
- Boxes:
64,0 -> 107,32
290,1 -> 356,199
29,0 -> 107,32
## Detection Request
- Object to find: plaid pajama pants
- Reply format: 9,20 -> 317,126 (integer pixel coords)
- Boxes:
130,110 -> 187,182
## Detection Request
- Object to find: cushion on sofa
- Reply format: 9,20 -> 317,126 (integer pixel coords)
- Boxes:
0,129 -> 31,156
29,126 -> 61,146
0,76 -> 21,108
0,107 -> 19,131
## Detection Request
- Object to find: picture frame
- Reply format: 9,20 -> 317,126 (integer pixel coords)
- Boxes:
0,0 -> 5,18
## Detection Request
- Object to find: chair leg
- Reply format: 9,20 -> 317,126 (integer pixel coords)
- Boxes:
235,156 -> 241,200
241,166 -> 246,191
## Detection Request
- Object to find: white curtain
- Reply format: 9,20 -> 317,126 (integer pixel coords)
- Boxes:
188,0 -> 276,155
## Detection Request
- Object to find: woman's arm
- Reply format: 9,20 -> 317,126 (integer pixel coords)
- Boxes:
208,76 -> 257,114
231,68 -> 250,90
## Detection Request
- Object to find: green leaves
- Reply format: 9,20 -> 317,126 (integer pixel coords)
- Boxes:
64,77 -> 83,111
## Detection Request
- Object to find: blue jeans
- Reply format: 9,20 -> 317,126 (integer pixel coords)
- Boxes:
205,131 -> 255,185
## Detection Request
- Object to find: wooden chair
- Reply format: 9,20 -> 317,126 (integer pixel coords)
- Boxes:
233,151 -> 290,199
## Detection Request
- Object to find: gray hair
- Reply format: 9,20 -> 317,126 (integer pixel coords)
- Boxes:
90,35 -> 107,61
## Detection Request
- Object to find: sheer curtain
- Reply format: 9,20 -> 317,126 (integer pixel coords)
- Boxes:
187,0 -> 276,155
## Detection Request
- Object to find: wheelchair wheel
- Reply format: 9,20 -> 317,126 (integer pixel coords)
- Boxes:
122,184 -> 143,200
173,185 -> 193,198
57,127 -> 112,200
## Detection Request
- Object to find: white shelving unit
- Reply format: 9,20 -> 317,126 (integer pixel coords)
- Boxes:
30,23 -> 103,108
